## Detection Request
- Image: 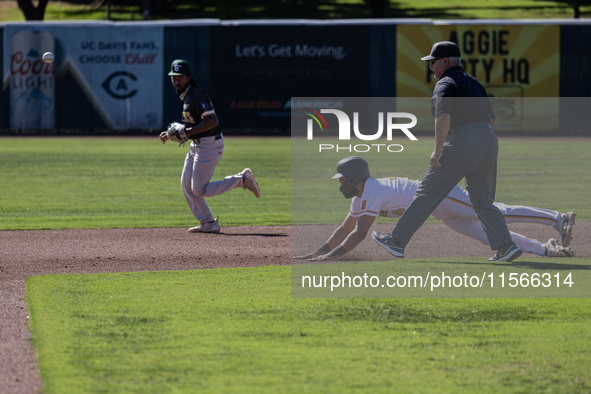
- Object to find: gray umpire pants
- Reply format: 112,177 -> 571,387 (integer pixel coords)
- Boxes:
391,125 -> 514,251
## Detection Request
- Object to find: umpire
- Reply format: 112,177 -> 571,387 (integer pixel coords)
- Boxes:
373,41 -> 521,262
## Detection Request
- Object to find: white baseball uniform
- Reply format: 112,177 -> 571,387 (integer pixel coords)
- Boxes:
349,177 -> 564,256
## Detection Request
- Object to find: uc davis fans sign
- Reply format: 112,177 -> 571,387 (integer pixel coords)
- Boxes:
3,24 -> 163,130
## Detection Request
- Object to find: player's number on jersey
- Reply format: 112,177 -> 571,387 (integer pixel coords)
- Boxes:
183,111 -> 196,124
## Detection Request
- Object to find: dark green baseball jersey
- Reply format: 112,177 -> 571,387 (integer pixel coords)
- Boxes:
179,85 -> 218,139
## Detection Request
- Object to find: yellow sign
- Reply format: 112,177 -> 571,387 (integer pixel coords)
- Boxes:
396,25 -> 560,98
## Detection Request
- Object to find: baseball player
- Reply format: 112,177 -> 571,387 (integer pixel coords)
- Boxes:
295,157 -> 576,261
160,59 -> 260,233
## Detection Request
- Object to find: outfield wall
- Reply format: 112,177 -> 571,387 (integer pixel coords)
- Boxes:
1,19 -> 590,134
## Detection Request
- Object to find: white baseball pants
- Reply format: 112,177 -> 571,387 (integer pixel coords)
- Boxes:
433,185 -> 562,256
181,135 -> 243,223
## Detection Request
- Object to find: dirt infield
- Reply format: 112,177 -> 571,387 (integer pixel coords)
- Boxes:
1,222 -> 589,393
293,222 -> 590,261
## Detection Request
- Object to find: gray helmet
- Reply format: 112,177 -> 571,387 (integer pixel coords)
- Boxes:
331,156 -> 370,198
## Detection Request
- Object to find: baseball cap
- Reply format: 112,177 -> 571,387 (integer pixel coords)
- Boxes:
168,59 -> 191,76
420,41 -> 461,61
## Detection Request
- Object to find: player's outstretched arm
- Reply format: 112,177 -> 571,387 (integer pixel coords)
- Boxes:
293,214 -> 357,259
341,215 -> 375,251
307,215 -> 375,261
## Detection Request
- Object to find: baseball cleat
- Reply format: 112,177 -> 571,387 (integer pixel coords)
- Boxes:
553,212 -> 576,247
488,244 -> 522,262
372,231 -> 405,258
544,238 -> 575,258
241,168 -> 261,198
189,216 -> 220,233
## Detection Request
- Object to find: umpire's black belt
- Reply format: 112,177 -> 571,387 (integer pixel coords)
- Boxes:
449,121 -> 492,134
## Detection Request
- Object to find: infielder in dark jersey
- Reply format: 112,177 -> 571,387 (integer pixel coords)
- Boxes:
160,59 -> 260,233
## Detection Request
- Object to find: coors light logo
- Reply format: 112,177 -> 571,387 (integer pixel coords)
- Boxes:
10,30 -> 55,129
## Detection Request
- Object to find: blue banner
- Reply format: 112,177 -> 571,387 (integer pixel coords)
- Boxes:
3,23 -> 164,129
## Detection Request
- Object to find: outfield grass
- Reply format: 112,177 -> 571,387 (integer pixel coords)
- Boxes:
293,137 -> 591,225
1,0 -> 590,22
27,266 -> 591,394
0,138 -> 290,230
2,137 -> 588,230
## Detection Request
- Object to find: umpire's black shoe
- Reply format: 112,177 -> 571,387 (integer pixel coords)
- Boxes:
372,231 -> 405,258
488,244 -> 522,262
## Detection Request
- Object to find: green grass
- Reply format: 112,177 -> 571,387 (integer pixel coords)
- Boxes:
292,137 -> 591,225
0,137 -> 290,230
16,136 -> 591,393
1,0 -> 590,22
2,137 -> 588,229
26,266 -> 591,394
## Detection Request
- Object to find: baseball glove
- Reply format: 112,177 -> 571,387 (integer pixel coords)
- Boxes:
166,122 -> 189,143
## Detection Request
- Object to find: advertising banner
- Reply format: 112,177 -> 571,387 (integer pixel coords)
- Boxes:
397,24 -> 560,97
3,24 -> 163,129
396,25 -> 560,131
9,30 -> 55,129
210,25 -> 371,130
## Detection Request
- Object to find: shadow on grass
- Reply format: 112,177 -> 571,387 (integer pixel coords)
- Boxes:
413,260 -> 591,271
405,3 -> 574,18
44,0 -> 577,21
297,258 -> 591,269
223,233 -> 288,237
289,298 -> 564,324
506,260 -> 591,271
50,6 -> 145,21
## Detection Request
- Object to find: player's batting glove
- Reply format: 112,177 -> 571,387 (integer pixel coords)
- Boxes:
166,122 -> 189,144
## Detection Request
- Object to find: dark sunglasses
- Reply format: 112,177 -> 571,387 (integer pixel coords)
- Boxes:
430,58 -> 443,65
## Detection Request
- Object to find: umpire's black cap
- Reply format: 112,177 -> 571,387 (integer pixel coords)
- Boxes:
168,59 -> 191,76
420,41 -> 461,61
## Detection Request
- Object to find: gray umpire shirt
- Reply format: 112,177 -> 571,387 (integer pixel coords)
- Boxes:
430,65 -> 495,129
